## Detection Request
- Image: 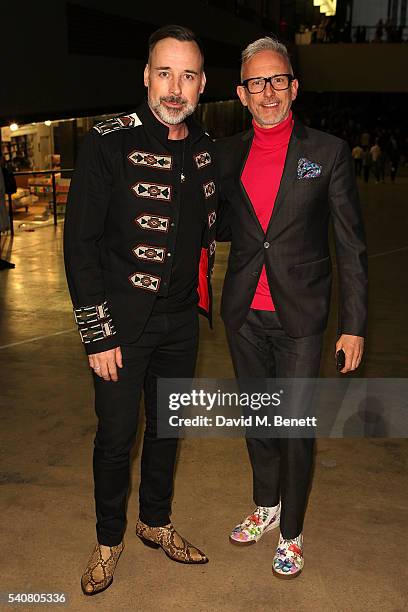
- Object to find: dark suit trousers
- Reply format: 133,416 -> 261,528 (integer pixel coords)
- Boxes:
226,309 -> 323,539
93,307 -> 199,546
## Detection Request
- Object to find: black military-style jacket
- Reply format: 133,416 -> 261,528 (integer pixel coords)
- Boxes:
64,100 -> 217,355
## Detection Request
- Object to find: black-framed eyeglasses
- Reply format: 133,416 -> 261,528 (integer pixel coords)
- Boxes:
241,74 -> 295,94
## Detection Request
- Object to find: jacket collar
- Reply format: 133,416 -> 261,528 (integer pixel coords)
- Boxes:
136,98 -> 206,145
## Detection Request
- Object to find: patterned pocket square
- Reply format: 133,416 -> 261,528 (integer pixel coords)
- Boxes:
297,158 -> 322,179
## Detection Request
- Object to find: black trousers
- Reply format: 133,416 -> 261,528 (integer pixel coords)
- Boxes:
93,307 -> 199,546
226,309 -> 323,539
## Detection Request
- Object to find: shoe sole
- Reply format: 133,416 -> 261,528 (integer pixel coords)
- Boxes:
137,534 -> 209,564
229,537 -> 256,547
272,568 -> 302,580
229,519 -> 280,546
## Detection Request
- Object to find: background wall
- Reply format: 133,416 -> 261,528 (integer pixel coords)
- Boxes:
0,0 -> 264,124
295,43 -> 408,92
352,0 -> 389,25
2,0 -> 407,126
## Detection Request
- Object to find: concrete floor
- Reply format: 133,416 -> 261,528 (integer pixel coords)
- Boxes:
0,177 -> 407,611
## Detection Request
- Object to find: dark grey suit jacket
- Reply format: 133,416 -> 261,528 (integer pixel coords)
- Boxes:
216,118 -> 368,338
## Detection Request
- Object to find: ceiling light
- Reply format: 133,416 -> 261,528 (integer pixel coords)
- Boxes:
314,0 -> 337,13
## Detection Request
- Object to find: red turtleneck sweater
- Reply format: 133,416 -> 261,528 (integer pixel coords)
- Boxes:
242,112 -> 294,310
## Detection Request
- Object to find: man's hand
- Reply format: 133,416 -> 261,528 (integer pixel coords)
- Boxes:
88,347 -> 123,382
335,334 -> 364,374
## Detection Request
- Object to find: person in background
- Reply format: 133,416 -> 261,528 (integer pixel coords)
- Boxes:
352,143 -> 363,177
316,18 -> 326,43
0,153 -> 16,270
387,134 -> 400,182
385,18 -> 393,42
360,130 -> 370,149
374,19 -> 384,42
362,145 -> 371,183
0,154 -> 11,235
378,146 -> 386,182
370,139 -> 382,183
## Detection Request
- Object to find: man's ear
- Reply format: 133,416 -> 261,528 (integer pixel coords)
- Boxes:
143,64 -> 149,88
291,78 -> 299,102
236,85 -> 247,107
199,71 -> 206,95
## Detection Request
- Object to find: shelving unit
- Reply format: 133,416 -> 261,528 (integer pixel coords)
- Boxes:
28,175 -> 56,196
1,134 -> 34,170
55,177 -> 71,215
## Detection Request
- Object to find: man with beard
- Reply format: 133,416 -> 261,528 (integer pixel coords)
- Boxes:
64,25 -> 216,595
217,37 -> 367,579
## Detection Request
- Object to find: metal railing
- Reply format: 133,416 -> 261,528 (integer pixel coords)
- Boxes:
8,169 -> 74,235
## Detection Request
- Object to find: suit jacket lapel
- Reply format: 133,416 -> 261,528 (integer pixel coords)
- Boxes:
237,130 -> 264,235
265,118 -> 307,236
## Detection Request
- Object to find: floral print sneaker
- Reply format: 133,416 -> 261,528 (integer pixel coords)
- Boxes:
272,532 -> 304,579
229,505 -> 281,546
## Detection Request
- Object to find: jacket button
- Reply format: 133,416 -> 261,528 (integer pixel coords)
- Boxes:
264,241 -> 270,249
170,222 -> 175,227
167,252 -> 171,257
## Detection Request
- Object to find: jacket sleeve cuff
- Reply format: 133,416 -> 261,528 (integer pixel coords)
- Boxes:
83,333 -> 120,355
338,322 -> 367,338
73,300 -> 119,354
